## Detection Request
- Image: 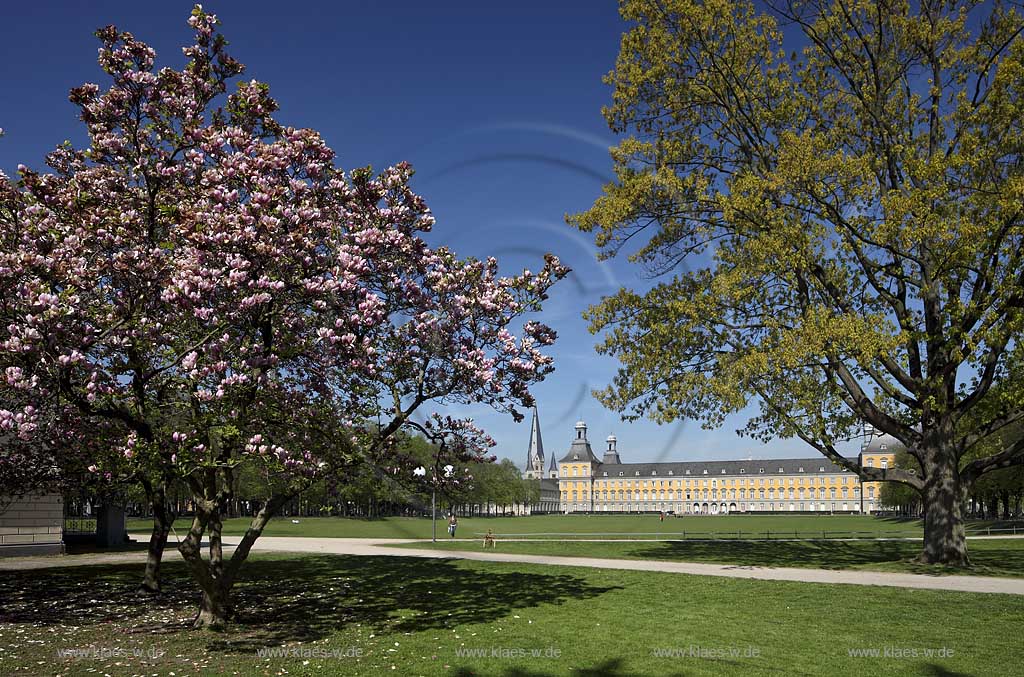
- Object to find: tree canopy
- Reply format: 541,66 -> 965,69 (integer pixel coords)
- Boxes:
571,0 -> 1024,564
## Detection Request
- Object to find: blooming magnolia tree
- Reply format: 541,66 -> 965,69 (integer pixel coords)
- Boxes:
0,6 -> 566,627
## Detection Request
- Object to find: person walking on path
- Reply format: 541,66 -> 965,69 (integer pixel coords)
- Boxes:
448,514 -> 458,538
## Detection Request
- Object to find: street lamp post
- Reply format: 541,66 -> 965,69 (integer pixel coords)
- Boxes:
416,464 -> 453,542
415,466 -> 437,542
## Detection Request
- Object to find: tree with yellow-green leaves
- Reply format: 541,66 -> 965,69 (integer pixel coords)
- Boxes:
570,0 -> 1024,565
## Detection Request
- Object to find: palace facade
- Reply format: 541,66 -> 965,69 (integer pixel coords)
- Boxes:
524,411 -> 897,514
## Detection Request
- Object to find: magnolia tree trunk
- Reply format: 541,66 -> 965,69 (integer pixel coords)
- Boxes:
195,511 -> 231,629
919,449 -> 970,566
179,507 -> 231,630
180,496 -> 286,629
140,484 -> 173,594
195,576 -> 233,629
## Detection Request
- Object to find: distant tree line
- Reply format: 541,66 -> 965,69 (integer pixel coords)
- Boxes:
104,433 -> 539,520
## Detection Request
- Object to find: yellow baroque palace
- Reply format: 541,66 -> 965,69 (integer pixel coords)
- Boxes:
523,410 -> 896,515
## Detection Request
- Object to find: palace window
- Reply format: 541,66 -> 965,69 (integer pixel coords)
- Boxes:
881,458 -> 888,469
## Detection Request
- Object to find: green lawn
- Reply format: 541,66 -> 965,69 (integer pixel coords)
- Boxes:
1,552 -> 1021,676
391,536 -> 1024,578
126,513 -> 1023,541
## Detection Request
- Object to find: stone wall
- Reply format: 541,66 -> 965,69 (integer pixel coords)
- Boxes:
0,493 -> 64,556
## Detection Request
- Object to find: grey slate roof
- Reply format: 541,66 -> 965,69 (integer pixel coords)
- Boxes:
558,437 -> 601,464
861,432 -> 903,455
593,457 -> 856,478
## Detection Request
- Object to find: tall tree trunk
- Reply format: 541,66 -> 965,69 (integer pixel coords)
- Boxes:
919,452 -> 969,566
1000,491 -> 1011,520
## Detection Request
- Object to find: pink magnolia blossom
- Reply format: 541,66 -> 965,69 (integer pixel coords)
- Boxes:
0,5 -> 567,625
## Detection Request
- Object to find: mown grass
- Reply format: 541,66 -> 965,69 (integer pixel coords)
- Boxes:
1,552 -> 1021,676
122,513 -> 984,541
392,536 -> 1024,578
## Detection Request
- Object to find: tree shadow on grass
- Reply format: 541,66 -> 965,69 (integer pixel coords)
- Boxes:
627,539 -> 915,569
0,559 -> 198,628
0,554 -> 621,654
625,539 -> 1024,575
922,664 -> 976,677
218,555 -> 621,651
450,658 -> 687,677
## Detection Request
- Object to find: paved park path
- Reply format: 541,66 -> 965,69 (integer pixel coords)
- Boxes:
4,534 -> 1024,596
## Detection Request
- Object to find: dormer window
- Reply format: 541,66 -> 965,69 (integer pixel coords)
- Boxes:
602,472 -> 608,476
798,467 -> 804,473
703,469 -> 708,475
740,469 -> 746,474
721,469 -> 726,474
635,471 -> 640,476
778,467 -> 784,473
880,444 -> 887,450
651,470 -> 657,476
668,470 -> 673,476
759,468 -> 765,473
619,471 -> 624,476
819,466 -> 825,472
685,470 -> 691,475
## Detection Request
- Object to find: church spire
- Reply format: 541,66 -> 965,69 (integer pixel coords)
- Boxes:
523,406 -> 545,478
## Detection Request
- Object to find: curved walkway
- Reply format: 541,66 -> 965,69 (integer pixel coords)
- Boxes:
4,535 -> 1023,595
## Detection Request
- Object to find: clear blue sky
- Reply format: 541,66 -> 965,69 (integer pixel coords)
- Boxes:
0,1 -> 855,467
